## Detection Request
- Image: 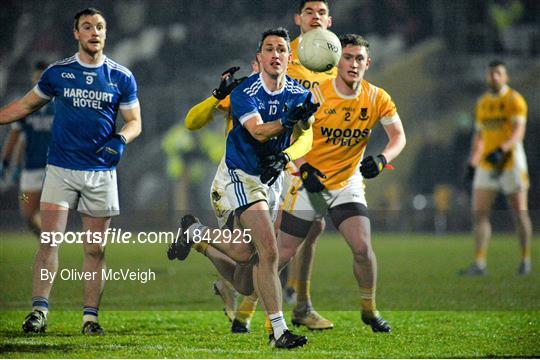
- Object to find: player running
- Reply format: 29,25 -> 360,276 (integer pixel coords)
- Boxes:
171,28 -> 316,349
275,33 -> 406,333
0,8 -> 142,335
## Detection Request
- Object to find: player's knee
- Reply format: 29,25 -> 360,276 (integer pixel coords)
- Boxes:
257,244 -> 279,265
513,210 -> 531,226
84,245 -> 105,260
350,234 -> 372,261
279,243 -> 298,265
231,246 -> 254,263
352,242 -> 371,260
38,240 -> 59,254
473,210 -> 490,223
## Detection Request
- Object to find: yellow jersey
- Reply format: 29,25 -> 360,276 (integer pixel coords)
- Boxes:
288,36 -> 337,90
475,86 -> 527,170
307,78 -> 398,190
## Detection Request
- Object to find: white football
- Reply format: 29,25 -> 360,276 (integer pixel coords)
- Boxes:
298,28 -> 342,72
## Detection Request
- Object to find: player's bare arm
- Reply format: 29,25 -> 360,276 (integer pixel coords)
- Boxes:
380,117 -> 406,162
0,90 -> 49,125
468,130 -> 484,166
118,105 -> 142,143
243,114 -> 285,142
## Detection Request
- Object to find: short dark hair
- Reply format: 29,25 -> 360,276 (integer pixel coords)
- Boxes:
298,0 -> 329,14
73,8 -> 106,30
339,34 -> 370,53
34,61 -> 48,71
489,60 -> 506,69
258,27 -> 291,52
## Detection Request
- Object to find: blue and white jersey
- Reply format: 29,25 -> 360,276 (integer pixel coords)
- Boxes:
226,73 -> 309,175
12,102 -> 54,170
33,53 -> 139,170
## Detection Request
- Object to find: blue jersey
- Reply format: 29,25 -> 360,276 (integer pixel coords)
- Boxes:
34,54 -> 139,170
12,102 -> 54,170
226,73 -> 309,175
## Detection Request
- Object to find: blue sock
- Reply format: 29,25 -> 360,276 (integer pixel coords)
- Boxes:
32,296 -> 49,316
83,306 -> 99,323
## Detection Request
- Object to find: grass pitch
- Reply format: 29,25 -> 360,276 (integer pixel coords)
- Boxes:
1,232 -> 539,358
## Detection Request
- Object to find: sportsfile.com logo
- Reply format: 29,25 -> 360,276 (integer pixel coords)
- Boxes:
39,228 -> 253,247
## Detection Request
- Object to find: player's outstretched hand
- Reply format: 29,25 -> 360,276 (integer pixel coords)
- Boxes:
281,93 -> 320,129
300,162 -> 326,193
485,147 -> 507,166
212,66 -> 247,100
360,154 -> 387,179
260,152 -> 290,186
97,134 -> 126,167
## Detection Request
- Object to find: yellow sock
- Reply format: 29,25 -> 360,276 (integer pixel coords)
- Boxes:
235,294 -> 257,323
296,280 -> 310,304
264,315 -> 273,335
193,242 -> 208,255
522,246 -> 531,263
360,287 -> 376,317
286,277 -> 297,290
475,249 -> 486,267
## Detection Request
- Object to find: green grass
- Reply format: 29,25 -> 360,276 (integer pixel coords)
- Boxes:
1,232 -> 539,357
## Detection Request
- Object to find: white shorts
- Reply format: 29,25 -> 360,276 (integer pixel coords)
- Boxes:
282,173 -> 367,222
473,148 -> 529,194
20,168 -> 46,192
41,165 -> 119,217
279,164 -> 298,204
213,157 -> 282,224
210,158 -> 234,229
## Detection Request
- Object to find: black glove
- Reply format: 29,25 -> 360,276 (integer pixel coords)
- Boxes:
360,154 -> 387,179
281,93 -> 319,129
260,152 -> 290,186
485,147 -> 506,166
212,66 -> 247,100
300,163 -> 326,193
464,164 -> 475,189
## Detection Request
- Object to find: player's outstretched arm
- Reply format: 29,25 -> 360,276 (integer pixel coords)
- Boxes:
184,96 -> 220,131
185,67 -> 245,131
243,115 -> 284,142
119,104 -> 142,143
0,90 -> 48,125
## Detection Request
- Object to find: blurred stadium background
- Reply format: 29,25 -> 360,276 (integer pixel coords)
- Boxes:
1,0 -> 539,233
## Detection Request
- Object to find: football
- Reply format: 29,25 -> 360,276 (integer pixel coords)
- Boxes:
297,28 -> 342,72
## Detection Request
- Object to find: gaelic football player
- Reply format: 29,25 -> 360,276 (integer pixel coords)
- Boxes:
461,60 -> 532,276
